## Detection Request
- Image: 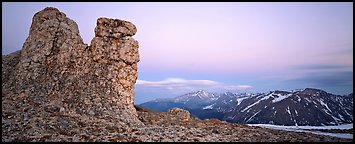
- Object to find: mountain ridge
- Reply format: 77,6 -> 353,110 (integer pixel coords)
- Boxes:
140,88 -> 353,126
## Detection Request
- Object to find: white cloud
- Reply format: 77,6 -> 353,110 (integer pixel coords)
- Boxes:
136,78 -> 220,86
135,77 -> 253,94
223,85 -> 254,90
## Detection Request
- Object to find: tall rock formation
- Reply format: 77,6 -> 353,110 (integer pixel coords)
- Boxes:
2,7 -> 141,141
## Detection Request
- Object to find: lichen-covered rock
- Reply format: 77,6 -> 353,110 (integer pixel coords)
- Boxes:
2,7 -> 141,142
95,17 -> 137,38
168,108 -> 191,120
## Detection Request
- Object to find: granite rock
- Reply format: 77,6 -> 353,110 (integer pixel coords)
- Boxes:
2,7 -> 141,142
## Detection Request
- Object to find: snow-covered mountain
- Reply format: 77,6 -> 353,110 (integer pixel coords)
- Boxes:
141,90 -> 220,111
173,90 -> 220,108
139,88 -> 353,126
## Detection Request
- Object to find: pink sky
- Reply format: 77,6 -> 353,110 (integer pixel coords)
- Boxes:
2,2 -> 353,104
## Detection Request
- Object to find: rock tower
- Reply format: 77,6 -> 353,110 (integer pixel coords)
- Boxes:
2,7 -> 141,141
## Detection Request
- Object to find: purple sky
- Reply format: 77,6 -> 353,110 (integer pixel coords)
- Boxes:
2,2 -> 353,104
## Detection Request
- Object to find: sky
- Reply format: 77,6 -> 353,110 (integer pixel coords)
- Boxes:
2,2 -> 353,104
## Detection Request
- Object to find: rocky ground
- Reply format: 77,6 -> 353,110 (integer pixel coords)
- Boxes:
3,105 -> 352,142
131,106 -> 352,142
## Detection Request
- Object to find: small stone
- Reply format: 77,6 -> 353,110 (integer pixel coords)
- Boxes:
44,105 -> 60,113
212,128 -> 219,134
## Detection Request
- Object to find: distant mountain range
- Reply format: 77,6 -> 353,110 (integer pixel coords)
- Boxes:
140,88 -> 353,126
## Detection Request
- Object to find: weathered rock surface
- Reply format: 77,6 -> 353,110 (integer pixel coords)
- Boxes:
168,108 -> 191,121
2,7 -> 141,141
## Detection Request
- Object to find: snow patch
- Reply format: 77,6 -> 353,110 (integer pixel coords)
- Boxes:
203,103 -> 215,110
241,94 -> 272,112
318,99 -> 332,113
260,94 -> 272,101
211,97 -> 218,101
236,97 -> 249,106
296,96 -> 301,102
272,94 -> 291,103
322,108 -> 341,122
344,110 -> 351,117
304,98 -> 311,103
248,123 -> 353,130
248,123 -> 353,139
339,99 -> 343,106
246,110 -> 261,123
286,106 -> 291,115
338,114 -> 344,121
294,119 -> 298,126
241,101 -> 259,112
331,115 -> 341,122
